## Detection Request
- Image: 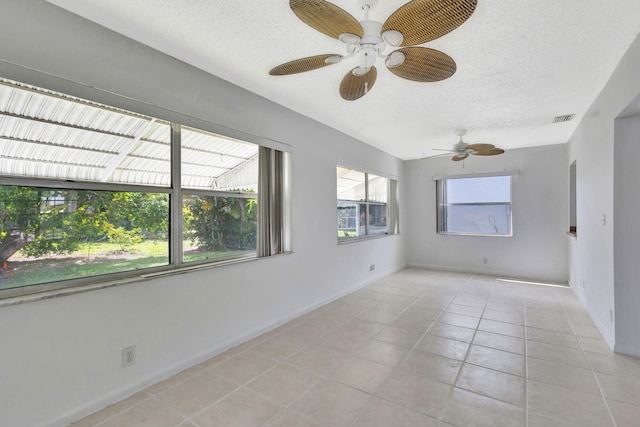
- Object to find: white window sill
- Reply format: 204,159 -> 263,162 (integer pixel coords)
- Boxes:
337,233 -> 400,245
0,252 -> 293,308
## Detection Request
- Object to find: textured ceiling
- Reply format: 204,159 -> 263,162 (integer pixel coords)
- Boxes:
47,0 -> 640,160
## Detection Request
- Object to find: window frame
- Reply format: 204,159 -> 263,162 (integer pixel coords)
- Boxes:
336,165 -> 398,243
0,79 -> 289,299
435,173 -> 515,237
0,176 -> 174,297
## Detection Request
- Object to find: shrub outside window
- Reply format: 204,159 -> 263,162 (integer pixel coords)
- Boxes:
436,175 -> 512,236
0,186 -> 169,289
336,166 -> 398,241
182,194 -> 257,263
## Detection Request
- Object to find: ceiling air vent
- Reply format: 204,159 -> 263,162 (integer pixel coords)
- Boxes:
553,114 -> 575,123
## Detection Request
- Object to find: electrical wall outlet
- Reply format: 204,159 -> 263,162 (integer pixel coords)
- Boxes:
122,345 -> 136,368
369,264 -> 375,272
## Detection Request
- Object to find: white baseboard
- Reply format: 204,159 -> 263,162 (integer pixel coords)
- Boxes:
569,282 -> 615,350
50,264 -> 406,427
613,342 -> 640,358
406,263 -> 568,284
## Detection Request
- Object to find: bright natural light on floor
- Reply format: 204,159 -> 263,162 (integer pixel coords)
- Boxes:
496,278 -> 570,288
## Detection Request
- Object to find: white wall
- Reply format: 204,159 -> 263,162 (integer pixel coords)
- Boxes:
614,114 -> 640,357
567,32 -> 640,353
405,144 -> 568,283
0,2 -> 406,426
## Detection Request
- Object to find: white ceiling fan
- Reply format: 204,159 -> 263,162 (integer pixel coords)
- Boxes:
269,0 -> 478,100
433,129 -> 505,161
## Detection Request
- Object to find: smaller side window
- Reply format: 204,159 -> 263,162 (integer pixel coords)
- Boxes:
337,166 -> 398,241
437,175 -> 512,236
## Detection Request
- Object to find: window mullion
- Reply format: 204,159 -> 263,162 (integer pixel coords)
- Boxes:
364,172 -> 369,236
170,123 -> 182,267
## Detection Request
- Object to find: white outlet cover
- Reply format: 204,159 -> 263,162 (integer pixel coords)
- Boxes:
122,345 -> 136,368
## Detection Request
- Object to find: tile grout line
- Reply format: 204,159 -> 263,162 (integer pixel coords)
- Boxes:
347,277 -> 442,427
77,270 -> 629,427
394,275 -> 470,425
256,285 -> 410,426
227,304 -> 368,427
436,275 -> 493,425
346,271 -> 482,426
405,274 -> 494,425
244,282 -> 427,427
83,392 -> 155,427
556,287 -> 619,427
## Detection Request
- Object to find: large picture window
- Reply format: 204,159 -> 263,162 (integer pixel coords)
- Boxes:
436,175 -> 512,236
336,166 -> 398,241
0,78 -> 289,297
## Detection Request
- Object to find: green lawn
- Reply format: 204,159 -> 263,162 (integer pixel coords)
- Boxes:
338,229 -> 357,238
0,240 -> 254,290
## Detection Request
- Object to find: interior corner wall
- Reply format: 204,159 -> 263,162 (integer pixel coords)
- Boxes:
405,144 -> 568,283
0,2 -> 406,426
567,31 -> 640,352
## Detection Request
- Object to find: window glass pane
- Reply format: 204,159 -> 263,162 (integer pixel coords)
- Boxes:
337,201 -> 367,239
444,203 -> 511,234
0,79 -> 172,186
0,185 -> 169,290
368,203 -> 388,235
446,176 -> 511,203
438,175 -> 512,236
182,194 -> 257,262
367,174 -> 388,235
337,167 -> 365,201
181,126 -> 258,191
368,174 -> 388,203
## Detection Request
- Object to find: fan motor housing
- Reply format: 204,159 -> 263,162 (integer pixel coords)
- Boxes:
360,20 -> 383,42
454,141 -> 468,152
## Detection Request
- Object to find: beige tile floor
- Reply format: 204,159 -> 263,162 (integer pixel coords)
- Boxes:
71,269 -> 640,427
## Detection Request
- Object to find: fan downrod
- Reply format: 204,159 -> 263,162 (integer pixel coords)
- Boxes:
355,0 -> 379,11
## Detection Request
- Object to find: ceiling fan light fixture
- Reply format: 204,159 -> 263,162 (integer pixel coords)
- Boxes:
386,51 -> 405,68
352,66 -> 372,76
339,33 -> 361,44
324,55 -> 343,64
382,30 -> 403,47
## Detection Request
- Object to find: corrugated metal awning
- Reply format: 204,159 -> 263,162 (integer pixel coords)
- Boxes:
0,79 -> 258,191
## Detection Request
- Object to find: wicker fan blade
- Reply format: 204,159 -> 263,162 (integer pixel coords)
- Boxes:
466,143 -> 495,151
452,153 -> 469,161
387,47 -> 456,82
340,67 -> 377,101
269,54 -> 341,76
383,0 -> 478,46
474,148 -> 505,156
290,0 -> 363,40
